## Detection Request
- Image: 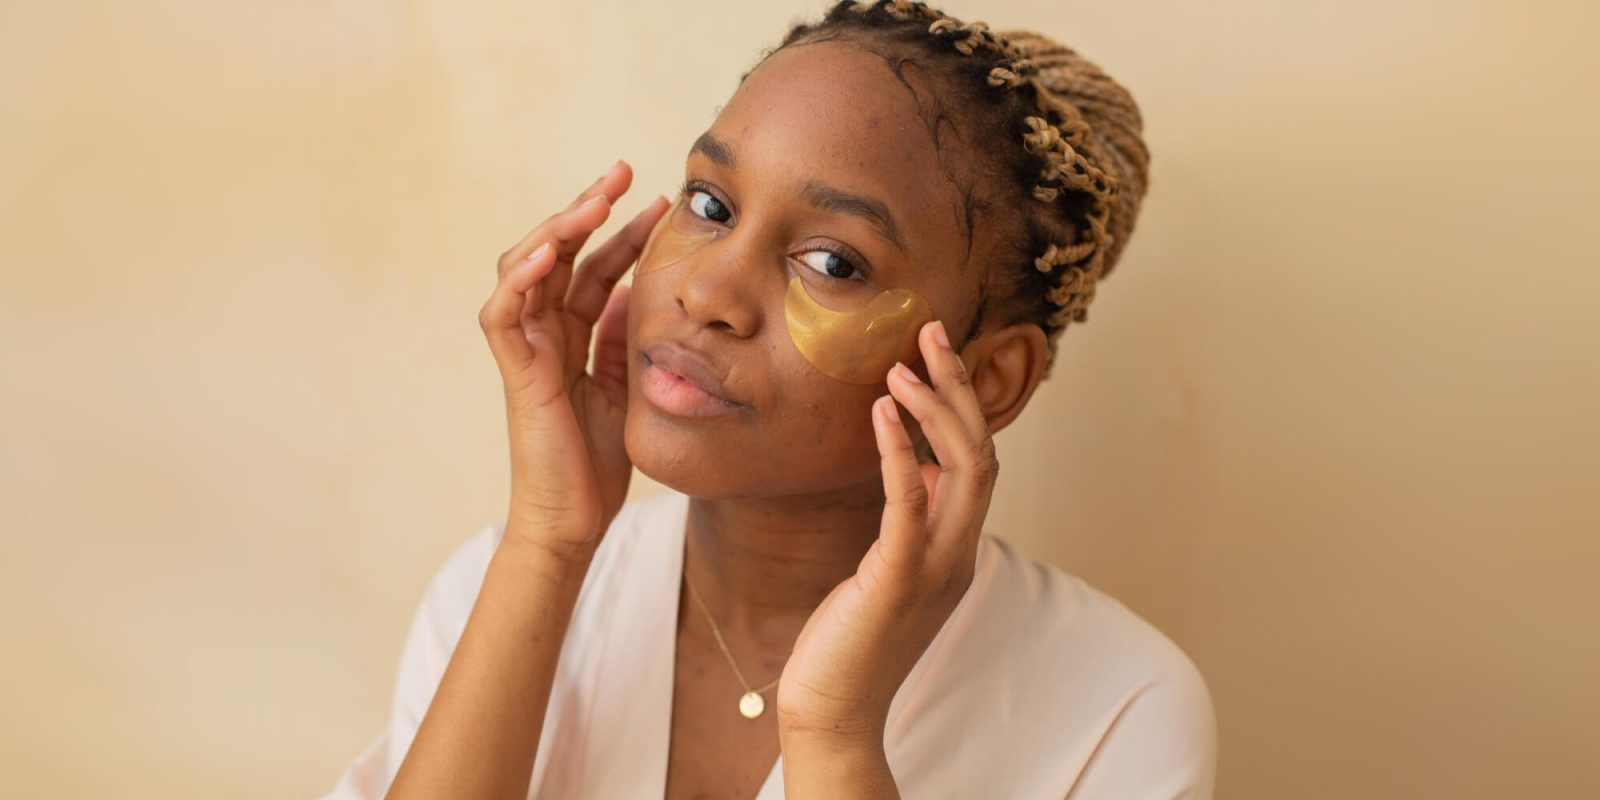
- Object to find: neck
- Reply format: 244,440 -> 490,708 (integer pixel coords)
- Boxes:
682,482 -> 884,641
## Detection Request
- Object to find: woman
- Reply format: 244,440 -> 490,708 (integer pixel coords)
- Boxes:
327,2 -> 1215,797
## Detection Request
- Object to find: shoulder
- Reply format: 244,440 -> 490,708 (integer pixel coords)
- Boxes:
930,534 -> 1217,795
972,534 -> 1210,691
321,494 -> 682,799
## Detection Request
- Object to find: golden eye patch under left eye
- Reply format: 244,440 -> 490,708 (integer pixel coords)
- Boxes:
784,276 -> 933,385
635,198 -> 721,276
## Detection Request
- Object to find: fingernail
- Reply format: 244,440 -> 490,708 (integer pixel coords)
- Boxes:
894,362 -> 921,384
880,394 -> 901,423
525,242 -> 551,261
932,319 -> 951,349
581,195 -> 606,209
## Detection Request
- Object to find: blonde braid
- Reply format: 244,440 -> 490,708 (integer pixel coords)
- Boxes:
769,1 -> 1150,371
1002,30 -> 1149,329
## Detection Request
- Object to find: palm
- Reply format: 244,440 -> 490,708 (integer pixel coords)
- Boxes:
775,327 -> 996,739
501,256 -> 637,539
779,518 -> 940,726
782,561 -> 875,705
483,163 -> 668,549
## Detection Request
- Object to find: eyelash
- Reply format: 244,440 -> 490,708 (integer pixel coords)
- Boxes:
676,179 -> 871,282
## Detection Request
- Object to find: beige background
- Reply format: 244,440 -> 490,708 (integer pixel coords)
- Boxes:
3,1 -> 1596,797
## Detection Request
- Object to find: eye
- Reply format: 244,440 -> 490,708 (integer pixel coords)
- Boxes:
684,185 -> 731,224
796,244 -> 865,281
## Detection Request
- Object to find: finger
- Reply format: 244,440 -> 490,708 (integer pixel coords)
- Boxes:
480,243 -> 558,380
556,193 -> 663,379
567,195 -> 669,328
918,319 -> 988,441
503,162 -> 632,329
591,283 -> 632,401
566,159 -> 629,211
544,195 -> 612,315
871,393 -> 931,576
497,160 -> 633,272
543,159 -> 633,311
508,197 -> 612,321
886,360 -> 998,558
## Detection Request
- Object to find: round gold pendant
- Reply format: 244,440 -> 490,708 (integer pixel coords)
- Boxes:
738,690 -> 765,719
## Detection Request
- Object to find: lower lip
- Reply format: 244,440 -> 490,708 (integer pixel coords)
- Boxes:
640,362 -> 744,418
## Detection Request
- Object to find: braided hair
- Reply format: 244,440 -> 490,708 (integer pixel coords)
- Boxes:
745,0 -> 1149,376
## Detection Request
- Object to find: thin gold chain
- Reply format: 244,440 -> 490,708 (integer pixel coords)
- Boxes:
683,571 -> 782,695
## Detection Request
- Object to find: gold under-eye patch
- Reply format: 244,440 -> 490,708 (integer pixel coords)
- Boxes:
635,198 -> 719,276
635,199 -> 932,384
784,276 -> 933,385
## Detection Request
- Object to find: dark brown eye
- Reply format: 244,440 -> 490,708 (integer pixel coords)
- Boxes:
687,189 -> 730,223
797,249 -> 861,281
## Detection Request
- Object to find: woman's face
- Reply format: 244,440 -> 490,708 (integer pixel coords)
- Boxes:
624,39 -> 994,499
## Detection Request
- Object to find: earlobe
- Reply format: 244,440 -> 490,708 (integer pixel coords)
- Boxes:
964,324 -> 1049,435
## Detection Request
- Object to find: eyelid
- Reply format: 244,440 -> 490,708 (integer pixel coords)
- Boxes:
796,240 -> 872,282
679,178 -> 876,281
679,179 -> 733,223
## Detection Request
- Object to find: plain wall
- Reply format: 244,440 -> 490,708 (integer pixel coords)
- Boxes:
2,1 -> 1595,797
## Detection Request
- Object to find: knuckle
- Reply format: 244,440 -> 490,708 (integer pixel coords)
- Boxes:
555,201 -> 591,225
949,358 -> 972,386
595,270 -> 621,292
891,479 -> 930,516
880,435 -> 916,461
497,248 -> 520,272
967,436 -> 1000,482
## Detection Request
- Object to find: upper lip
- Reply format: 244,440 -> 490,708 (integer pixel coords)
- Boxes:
642,341 -> 749,408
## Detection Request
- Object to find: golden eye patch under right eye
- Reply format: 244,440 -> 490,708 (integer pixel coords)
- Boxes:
635,198 -> 721,276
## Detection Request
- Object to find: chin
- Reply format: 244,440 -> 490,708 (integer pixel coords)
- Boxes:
623,401 -> 756,500
623,401 -> 886,503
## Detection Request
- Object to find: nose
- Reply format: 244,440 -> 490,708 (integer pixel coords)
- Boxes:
672,232 -> 764,338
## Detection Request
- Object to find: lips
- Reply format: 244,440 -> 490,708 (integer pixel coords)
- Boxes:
639,342 -> 749,417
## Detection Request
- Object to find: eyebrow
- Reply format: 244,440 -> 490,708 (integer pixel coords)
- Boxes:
799,180 -> 907,255
689,131 -> 908,255
689,131 -> 737,171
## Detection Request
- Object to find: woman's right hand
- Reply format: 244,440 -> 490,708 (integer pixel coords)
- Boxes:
479,160 -> 669,563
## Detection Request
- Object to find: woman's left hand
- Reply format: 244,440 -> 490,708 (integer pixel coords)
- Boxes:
776,318 -> 1000,745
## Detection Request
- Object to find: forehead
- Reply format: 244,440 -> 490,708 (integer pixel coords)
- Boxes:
706,39 -> 971,265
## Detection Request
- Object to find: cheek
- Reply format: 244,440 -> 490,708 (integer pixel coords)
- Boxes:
765,367 -> 887,474
635,197 -> 721,277
784,276 -> 932,385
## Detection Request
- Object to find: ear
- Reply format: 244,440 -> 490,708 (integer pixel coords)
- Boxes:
958,322 -> 1049,436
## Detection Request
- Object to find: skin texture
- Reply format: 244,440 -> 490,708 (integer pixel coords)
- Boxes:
638,202 -> 937,386
388,38 -> 1053,800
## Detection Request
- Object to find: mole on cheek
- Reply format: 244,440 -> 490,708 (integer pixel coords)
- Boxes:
784,277 -> 933,385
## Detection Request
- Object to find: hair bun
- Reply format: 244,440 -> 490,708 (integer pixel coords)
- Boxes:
995,30 -> 1149,281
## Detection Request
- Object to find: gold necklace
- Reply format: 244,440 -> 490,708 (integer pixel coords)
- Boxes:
682,571 -> 782,719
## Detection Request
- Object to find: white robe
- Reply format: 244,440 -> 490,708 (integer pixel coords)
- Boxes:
323,488 -> 1216,799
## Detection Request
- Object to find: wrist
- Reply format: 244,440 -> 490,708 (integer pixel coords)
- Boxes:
778,715 -> 887,753
503,496 -> 613,563
495,525 -> 598,585
780,724 -> 896,798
